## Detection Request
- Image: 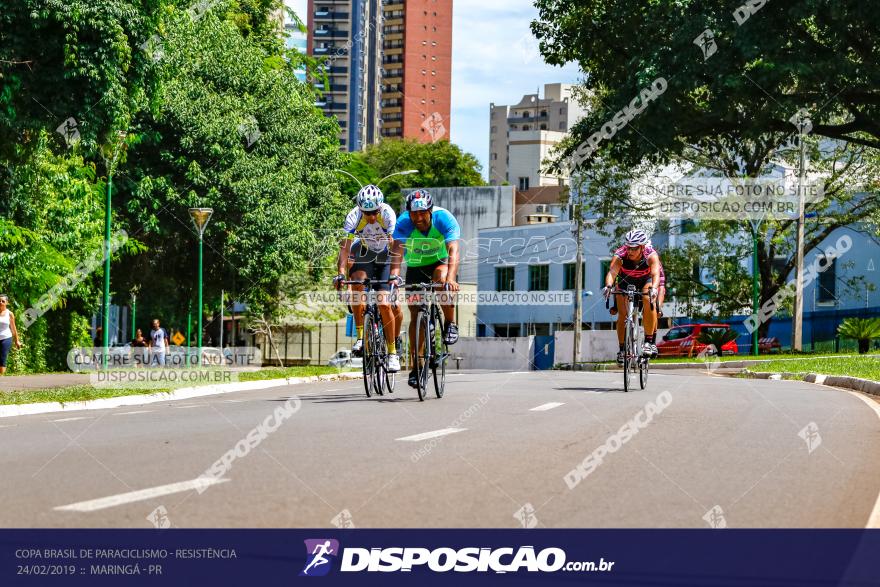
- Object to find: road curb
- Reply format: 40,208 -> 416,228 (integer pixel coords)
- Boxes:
741,370 -> 880,397
0,372 -> 363,419
563,354 -> 880,372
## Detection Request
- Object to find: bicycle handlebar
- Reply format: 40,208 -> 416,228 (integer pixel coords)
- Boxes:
404,282 -> 449,291
605,286 -> 656,312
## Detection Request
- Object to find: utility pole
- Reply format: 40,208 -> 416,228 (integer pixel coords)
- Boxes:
792,112 -> 810,352
573,176 -> 584,368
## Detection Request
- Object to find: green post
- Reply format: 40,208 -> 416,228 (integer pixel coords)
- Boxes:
187,299 -> 192,347
752,227 -> 759,356
102,173 -> 113,368
197,236 -> 204,348
130,294 -> 136,340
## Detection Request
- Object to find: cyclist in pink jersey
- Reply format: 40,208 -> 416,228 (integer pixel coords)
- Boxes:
602,230 -> 661,363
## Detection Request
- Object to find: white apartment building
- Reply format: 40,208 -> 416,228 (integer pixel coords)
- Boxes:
488,83 -> 588,188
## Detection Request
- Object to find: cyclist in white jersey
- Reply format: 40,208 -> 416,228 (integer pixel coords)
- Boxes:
333,185 -> 403,372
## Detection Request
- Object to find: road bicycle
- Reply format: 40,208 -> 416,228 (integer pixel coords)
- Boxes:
606,285 -> 655,392
342,279 -> 397,397
405,282 -> 449,401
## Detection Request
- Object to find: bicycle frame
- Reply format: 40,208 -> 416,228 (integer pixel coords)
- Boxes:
607,285 -> 654,391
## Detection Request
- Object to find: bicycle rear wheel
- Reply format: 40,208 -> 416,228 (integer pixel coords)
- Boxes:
414,311 -> 431,401
362,313 -> 375,397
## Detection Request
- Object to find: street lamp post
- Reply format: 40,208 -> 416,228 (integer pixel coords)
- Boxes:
189,208 -> 214,349
334,169 -> 419,191
101,131 -> 127,367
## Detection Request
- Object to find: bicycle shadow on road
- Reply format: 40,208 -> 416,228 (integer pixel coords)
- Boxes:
267,393 -> 421,404
552,387 -> 626,393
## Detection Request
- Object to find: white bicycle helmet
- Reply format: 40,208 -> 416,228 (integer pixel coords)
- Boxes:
356,184 -> 384,212
406,189 -> 433,212
624,229 -> 649,247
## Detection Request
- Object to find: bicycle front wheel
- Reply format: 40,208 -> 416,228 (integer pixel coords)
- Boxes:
432,315 -> 447,399
362,313 -> 375,398
414,311 -> 431,401
623,320 -> 633,393
373,321 -> 386,396
639,356 -> 649,389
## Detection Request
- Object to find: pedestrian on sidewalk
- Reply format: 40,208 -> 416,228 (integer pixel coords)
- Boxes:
149,319 -> 169,367
0,294 -> 24,375
131,328 -> 148,367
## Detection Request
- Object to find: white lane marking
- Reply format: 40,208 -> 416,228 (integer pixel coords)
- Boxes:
530,402 -> 565,412
396,428 -> 466,442
54,477 -> 230,513
0,424 -> 12,429
50,417 -> 91,422
847,391 -> 880,529
113,410 -> 153,416
221,399 -> 244,403
173,404 -> 202,409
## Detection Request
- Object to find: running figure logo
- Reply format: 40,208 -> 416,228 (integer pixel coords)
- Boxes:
300,539 -> 339,577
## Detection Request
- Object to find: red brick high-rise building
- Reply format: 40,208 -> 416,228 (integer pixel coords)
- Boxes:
380,0 -> 453,142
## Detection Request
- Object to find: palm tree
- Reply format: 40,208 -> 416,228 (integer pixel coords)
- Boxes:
696,327 -> 740,356
837,318 -> 880,354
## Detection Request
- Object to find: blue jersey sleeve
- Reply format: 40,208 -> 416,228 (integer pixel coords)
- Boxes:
392,212 -> 414,241
433,208 -> 461,241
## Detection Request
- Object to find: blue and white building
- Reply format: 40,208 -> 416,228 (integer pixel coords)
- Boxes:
475,218 -> 880,352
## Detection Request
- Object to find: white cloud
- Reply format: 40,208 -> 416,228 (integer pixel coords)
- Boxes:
450,0 -> 581,179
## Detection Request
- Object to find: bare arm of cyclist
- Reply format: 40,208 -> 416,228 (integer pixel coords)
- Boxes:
605,256 -> 622,292
444,240 -> 460,291
389,239 -> 405,280
647,253 -> 661,299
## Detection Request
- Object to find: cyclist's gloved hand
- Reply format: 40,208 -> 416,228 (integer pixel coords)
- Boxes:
333,274 -> 346,290
602,285 -> 613,299
649,287 -> 658,301
389,275 -> 404,288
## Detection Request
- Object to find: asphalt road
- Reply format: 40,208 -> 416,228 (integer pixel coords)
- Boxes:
1,369 -> 879,529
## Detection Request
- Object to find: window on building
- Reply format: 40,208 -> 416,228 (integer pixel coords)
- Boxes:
772,256 -> 788,280
494,324 -> 521,337
522,125 -> 530,131
599,259 -> 611,290
491,126 -> 497,133
540,110 -> 547,117
560,107 -> 565,114
492,153 -> 497,160
681,219 -> 699,233
563,262 -> 586,290
818,255 -> 836,303
559,121 -> 566,130
518,177 -> 529,191
528,265 -> 549,291
495,266 -> 515,291
540,124 -> 547,130
522,112 -> 529,118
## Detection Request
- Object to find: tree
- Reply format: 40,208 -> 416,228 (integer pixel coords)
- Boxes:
533,0 -> 880,168
838,317 -> 880,354
115,5 -> 348,322
357,139 -> 484,211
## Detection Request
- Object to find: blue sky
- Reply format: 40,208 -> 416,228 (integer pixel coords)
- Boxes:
450,0 -> 581,180
285,0 -> 582,180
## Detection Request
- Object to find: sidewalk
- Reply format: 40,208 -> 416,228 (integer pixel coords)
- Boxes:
0,373 -> 90,392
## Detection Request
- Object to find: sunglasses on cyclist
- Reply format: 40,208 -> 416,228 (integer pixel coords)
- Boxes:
363,210 -> 379,216
626,245 -> 642,251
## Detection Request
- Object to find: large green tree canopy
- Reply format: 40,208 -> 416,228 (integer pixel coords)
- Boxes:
533,0 -> 880,171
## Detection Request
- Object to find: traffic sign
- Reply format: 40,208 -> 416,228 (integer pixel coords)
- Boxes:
172,331 -> 185,346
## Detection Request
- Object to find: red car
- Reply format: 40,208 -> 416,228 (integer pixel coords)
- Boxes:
656,323 -> 739,357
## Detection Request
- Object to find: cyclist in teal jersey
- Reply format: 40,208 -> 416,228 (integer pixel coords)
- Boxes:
390,189 -> 461,388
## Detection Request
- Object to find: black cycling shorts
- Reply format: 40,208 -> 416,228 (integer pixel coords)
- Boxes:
349,241 -> 391,291
405,260 -> 447,286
